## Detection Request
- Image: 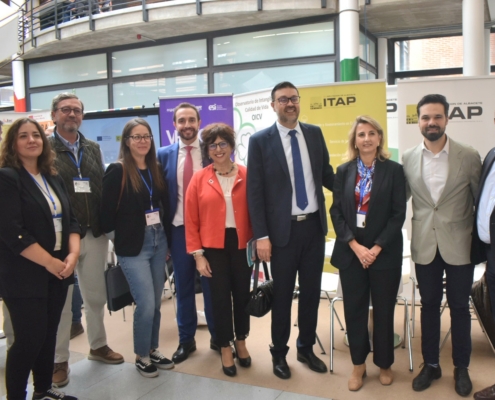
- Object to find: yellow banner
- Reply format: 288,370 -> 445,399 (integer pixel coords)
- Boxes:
299,81 -> 387,271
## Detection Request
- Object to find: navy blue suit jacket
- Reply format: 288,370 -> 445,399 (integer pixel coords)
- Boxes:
247,122 -> 334,248
472,147 -> 495,265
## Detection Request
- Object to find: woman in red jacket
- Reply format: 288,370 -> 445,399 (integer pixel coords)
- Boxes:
185,123 -> 253,378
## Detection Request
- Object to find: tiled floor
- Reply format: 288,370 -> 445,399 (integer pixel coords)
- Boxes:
0,343 -> 330,400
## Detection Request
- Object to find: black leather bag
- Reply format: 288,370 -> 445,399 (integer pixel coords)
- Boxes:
245,259 -> 273,318
471,272 -> 495,348
105,253 -> 134,313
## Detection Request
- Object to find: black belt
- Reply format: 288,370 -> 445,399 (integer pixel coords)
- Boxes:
291,211 -> 318,222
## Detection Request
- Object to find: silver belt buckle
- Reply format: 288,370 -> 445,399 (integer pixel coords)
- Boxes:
297,214 -> 307,222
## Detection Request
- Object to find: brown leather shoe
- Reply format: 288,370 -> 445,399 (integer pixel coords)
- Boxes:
474,384 -> 495,400
88,345 -> 124,364
70,322 -> 84,340
379,367 -> 394,385
52,361 -> 69,388
348,364 -> 366,391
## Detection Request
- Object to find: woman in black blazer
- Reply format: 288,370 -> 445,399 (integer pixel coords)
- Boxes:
101,118 -> 172,378
0,118 -> 81,400
330,115 -> 406,391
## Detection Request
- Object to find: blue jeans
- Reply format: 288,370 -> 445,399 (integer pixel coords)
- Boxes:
118,225 -> 167,357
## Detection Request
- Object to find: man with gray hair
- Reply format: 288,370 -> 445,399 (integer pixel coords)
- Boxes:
49,93 -> 123,388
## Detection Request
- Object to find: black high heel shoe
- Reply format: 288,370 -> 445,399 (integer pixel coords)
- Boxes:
233,341 -> 251,368
220,346 -> 237,377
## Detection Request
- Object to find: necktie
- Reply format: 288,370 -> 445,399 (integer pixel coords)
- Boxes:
288,130 -> 308,210
183,146 -> 193,212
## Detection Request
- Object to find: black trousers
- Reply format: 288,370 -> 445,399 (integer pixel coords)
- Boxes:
339,253 -> 401,368
3,276 -> 68,400
270,216 -> 325,357
485,244 -> 495,321
415,250 -> 474,368
205,228 -> 252,347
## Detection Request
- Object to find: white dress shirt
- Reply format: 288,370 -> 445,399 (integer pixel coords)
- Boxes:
276,121 -> 318,215
421,136 -> 450,205
477,162 -> 495,244
172,137 -> 203,227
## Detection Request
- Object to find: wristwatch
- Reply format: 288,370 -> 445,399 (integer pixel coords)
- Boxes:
192,250 -> 204,259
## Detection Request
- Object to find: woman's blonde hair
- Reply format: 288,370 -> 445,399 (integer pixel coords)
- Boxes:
346,115 -> 390,161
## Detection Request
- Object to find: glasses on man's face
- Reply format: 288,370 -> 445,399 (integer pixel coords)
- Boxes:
208,141 -> 229,151
128,135 -> 152,142
57,107 -> 83,116
276,96 -> 300,105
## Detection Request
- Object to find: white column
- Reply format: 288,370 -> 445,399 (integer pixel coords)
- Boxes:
485,28 -> 491,75
339,0 -> 360,81
12,56 -> 26,112
378,37 -> 388,80
463,0 -> 484,76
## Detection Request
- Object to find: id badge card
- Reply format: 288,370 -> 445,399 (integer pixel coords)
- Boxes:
356,213 -> 366,228
145,209 -> 160,226
73,178 -> 91,193
53,217 -> 63,232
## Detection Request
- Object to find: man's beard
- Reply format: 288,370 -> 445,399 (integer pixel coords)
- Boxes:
421,126 -> 445,142
178,128 -> 198,141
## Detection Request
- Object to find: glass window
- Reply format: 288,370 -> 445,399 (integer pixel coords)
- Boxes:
113,74 -> 208,108
491,33 -> 495,66
395,36 -> 463,72
213,22 -> 334,66
0,86 -> 14,107
112,40 -> 207,78
29,55 -> 107,88
214,63 -> 335,95
360,31 -> 376,67
30,85 -> 109,111
359,66 -> 376,81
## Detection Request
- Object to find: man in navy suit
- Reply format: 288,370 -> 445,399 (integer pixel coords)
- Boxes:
157,103 -> 216,363
247,81 -> 334,379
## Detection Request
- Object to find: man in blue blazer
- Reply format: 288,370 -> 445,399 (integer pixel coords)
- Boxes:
157,103 -> 216,363
247,82 -> 334,379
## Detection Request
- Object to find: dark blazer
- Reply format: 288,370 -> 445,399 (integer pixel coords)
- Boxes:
157,142 -> 210,225
471,147 -> 495,265
0,167 -> 81,298
100,162 -> 170,257
247,122 -> 334,247
330,158 -> 406,270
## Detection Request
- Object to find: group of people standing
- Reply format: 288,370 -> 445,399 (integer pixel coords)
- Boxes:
0,82 -> 494,400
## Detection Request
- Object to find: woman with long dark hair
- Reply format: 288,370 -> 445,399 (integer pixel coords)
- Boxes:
101,118 -> 172,378
0,118 -> 81,400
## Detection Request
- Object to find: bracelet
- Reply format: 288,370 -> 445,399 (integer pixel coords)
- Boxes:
192,251 -> 204,260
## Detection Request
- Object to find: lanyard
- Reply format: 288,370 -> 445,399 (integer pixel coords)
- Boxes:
67,147 -> 84,178
30,174 -> 59,217
138,168 -> 154,210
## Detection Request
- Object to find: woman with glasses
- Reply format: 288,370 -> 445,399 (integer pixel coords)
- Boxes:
185,123 -> 253,377
330,115 -> 406,391
101,118 -> 173,378
0,118 -> 80,400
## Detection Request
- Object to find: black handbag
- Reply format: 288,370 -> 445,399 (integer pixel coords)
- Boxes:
471,272 -> 495,348
245,259 -> 274,318
105,253 -> 134,313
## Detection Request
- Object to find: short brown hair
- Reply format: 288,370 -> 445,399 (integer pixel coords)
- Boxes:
200,123 -> 235,161
0,118 -> 57,175
346,115 -> 390,162
173,102 -> 200,122
51,93 -> 85,114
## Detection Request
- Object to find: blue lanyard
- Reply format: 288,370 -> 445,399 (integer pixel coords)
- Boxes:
30,174 -> 60,217
138,168 -> 154,210
67,147 -> 84,178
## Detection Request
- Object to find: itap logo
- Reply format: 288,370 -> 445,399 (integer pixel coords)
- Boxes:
406,105 -> 418,124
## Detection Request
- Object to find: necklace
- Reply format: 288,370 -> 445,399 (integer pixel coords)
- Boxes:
213,163 -> 235,176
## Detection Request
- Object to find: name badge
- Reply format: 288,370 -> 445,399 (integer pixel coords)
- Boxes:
53,217 -> 63,232
73,178 -> 91,193
145,209 -> 160,226
356,213 -> 366,228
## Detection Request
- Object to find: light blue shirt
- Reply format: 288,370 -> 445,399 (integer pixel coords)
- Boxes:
276,121 -> 318,215
55,130 -> 80,160
477,160 -> 495,244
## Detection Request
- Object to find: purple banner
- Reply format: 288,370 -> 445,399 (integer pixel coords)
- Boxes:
159,94 -> 233,147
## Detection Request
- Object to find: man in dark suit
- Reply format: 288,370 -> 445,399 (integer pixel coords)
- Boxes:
157,103 -> 216,363
247,81 -> 334,379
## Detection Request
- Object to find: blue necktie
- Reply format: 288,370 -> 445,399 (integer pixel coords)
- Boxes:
288,130 -> 308,210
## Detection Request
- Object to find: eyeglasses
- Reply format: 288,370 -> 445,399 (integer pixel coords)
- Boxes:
128,135 -> 152,142
56,107 -> 83,116
208,141 -> 229,151
276,96 -> 300,105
